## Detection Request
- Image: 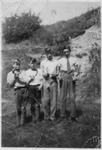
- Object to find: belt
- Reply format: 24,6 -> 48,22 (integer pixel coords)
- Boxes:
29,84 -> 40,88
43,74 -> 57,80
60,70 -> 72,74
60,70 -> 67,73
14,86 -> 27,90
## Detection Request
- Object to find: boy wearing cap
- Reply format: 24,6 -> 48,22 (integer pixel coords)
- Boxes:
40,47 -> 58,122
58,47 -> 80,122
7,58 -> 31,127
26,58 -> 42,123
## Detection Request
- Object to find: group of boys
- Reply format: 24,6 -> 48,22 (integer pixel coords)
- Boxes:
7,46 -> 80,128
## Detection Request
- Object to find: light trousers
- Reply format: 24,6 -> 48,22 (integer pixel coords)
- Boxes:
42,78 -> 57,120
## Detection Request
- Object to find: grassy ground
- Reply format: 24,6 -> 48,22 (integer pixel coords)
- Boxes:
1,99 -> 101,148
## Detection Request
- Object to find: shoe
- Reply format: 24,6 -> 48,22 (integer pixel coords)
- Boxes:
15,124 -> 20,128
35,118 -> 40,123
42,119 -> 50,123
50,117 -> 55,121
60,115 -> 66,118
31,114 -> 36,123
49,118 -> 56,123
71,117 -> 79,122
57,117 -> 65,123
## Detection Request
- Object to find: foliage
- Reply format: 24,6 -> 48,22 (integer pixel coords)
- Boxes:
46,7 -> 100,55
31,27 -> 53,45
2,12 -> 42,43
52,33 -> 71,56
84,43 -> 101,100
2,7 -> 100,46
46,7 -> 100,38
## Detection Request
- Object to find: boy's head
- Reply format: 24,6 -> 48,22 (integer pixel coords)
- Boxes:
12,58 -> 20,70
29,58 -> 37,70
45,47 -> 53,60
63,46 -> 71,58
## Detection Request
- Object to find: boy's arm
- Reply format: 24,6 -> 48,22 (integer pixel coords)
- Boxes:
7,72 -> 16,87
37,70 -> 43,90
40,61 -> 48,77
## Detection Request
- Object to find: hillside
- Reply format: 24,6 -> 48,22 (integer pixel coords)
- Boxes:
71,25 -> 101,75
46,7 -> 100,38
70,25 -> 101,101
2,7 -> 100,52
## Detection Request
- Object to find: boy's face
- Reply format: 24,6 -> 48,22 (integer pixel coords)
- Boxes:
29,62 -> 37,70
12,62 -> 20,70
46,52 -> 52,60
64,49 -> 70,58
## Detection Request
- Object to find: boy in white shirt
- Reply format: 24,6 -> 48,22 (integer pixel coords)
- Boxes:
40,47 -> 58,121
7,58 -> 31,127
58,48 -> 80,122
26,58 -> 42,123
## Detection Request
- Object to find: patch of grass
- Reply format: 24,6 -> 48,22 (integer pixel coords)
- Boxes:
2,101 -> 101,148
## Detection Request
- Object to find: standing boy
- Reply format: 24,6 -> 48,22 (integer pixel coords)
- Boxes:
58,47 -> 80,122
26,58 -> 42,123
7,58 -> 30,127
40,47 -> 58,122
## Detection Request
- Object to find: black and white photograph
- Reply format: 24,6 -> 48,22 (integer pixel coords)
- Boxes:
1,0 -> 101,148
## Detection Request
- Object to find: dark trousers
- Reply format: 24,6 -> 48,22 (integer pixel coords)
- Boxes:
28,85 -> 41,120
60,72 -> 76,118
14,87 -> 29,125
14,87 -> 28,110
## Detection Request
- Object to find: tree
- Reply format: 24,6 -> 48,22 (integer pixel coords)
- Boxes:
2,11 -> 42,43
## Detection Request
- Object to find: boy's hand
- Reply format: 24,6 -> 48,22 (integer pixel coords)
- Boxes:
14,73 -> 19,78
30,76 -> 34,80
57,74 -> 62,81
13,70 -> 20,78
43,73 -> 49,77
37,84 -> 42,90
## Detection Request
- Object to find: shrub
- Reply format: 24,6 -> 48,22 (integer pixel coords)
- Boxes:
2,11 -> 42,43
32,27 -> 53,45
85,44 -> 101,99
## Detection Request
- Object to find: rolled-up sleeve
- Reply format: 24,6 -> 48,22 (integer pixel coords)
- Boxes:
7,72 -> 15,86
40,61 -> 44,74
40,60 -> 48,76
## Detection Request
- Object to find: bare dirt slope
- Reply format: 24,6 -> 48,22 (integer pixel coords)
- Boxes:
71,25 -> 101,77
69,25 -> 101,102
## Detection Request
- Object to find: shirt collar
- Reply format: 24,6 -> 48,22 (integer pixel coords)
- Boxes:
47,58 -> 53,62
64,56 -> 70,60
30,68 -> 37,71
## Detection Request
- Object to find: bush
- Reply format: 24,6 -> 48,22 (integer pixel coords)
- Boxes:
47,7 -> 100,39
2,12 -> 42,43
32,27 -> 53,45
52,33 -> 71,56
86,44 -> 101,99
